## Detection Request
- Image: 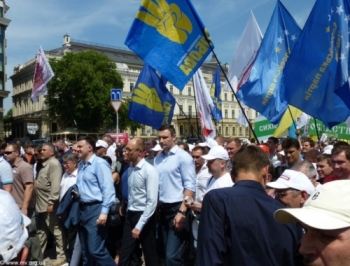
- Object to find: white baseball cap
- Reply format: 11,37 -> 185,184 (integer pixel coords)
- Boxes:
151,144 -> 162,152
96,140 -> 108,149
267,169 -> 315,195
201,146 -> 229,161
199,138 -> 219,149
275,180 -> 350,230
0,190 -> 31,262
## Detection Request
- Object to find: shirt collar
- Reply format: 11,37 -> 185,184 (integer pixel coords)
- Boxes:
65,169 -> 78,178
80,154 -> 97,167
42,156 -> 55,166
13,158 -> 23,168
134,158 -> 145,169
234,180 -> 265,192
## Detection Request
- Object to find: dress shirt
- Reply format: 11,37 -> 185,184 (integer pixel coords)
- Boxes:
60,169 -> 78,201
206,172 -> 234,192
127,158 -> 159,231
196,180 -> 302,266
154,145 -> 196,203
195,163 -> 211,202
0,156 -> 13,189
76,154 -> 115,214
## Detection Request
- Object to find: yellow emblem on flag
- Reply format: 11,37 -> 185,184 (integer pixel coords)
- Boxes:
131,83 -> 163,112
136,0 -> 193,44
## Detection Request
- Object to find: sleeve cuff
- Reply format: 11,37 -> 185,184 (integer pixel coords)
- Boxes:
135,221 -> 145,231
101,207 -> 109,214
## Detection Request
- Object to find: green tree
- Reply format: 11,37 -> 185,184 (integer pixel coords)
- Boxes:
45,51 -> 123,131
4,108 -> 12,119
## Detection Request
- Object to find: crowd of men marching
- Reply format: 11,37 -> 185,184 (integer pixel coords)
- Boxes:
1,125 -> 350,266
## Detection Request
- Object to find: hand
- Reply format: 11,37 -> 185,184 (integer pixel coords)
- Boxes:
21,207 -> 28,216
173,212 -> 186,232
96,214 -> 108,226
47,205 -> 53,213
119,206 -> 124,217
190,201 -> 202,213
295,129 -> 300,136
131,228 -> 141,239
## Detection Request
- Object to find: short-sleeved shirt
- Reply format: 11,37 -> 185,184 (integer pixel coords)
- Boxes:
11,159 -> 35,209
0,156 -> 13,189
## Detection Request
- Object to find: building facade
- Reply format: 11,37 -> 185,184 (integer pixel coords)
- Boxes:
0,1 -> 10,138
10,35 -> 256,141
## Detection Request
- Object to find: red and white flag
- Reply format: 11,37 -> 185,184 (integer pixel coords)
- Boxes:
31,46 -> 54,102
193,69 -> 216,139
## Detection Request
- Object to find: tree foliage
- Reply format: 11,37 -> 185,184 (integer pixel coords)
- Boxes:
4,108 -> 12,120
45,51 -> 124,131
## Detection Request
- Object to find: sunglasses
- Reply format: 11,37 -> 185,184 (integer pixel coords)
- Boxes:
4,151 -> 14,155
275,189 -> 300,198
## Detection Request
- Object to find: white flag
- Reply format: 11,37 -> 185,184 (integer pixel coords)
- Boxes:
237,105 -> 249,127
31,46 -> 55,102
297,113 -> 309,129
193,69 -> 216,139
224,11 -> 262,92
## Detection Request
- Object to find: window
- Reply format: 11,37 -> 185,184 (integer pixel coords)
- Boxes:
179,105 -> 184,114
152,129 -> 157,135
232,127 -> 236,135
239,127 -> 243,136
180,125 -> 184,135
232,110 -> 235,118
231,94 -> 234,101
188,87 -> 192,96
224,93 -> 227,101
130,82 -> 134,92
141,125 -> 145,135
188,105 -> 192,117
245,128 -> 249,136
219,126 -> 222,134
225,127 -> 228,136
170,85 -> 173,93
225,110 -> 228,118
179,89 -> 182,95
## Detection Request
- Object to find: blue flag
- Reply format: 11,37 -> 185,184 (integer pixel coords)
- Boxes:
128,64 -> 176,129
281,0 -> 350,128
237,1 -> 301,124
125,0 -> 214,90
210,66 -> 222,122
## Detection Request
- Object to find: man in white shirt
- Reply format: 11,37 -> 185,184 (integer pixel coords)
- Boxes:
60,153 -> 80,265
102,134 -> 116,169
203,146 -> 234,192
119,138 -> 159,266
191,146 -> 211,203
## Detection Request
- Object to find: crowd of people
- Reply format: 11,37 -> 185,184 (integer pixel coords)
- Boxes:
0,126 -> 350,266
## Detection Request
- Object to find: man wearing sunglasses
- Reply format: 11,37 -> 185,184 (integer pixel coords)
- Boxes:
267,170 -> 315,208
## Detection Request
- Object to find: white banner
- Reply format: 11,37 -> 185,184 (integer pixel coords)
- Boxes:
31,46 -> 55,102
224,11 -> 263,92
193,69 -> 216,139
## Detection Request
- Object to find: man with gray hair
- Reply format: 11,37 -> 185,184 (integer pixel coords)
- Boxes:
55,139 -> 72,166
291,161 -> 320,188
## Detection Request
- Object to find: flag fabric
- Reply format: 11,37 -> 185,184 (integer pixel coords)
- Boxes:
128,64 -> 176,129
237,1 -> 301,124
297,112 -> 309,129
237,106 -> 249,127
210,66 -> 222,122
31,46 -> 54,102
193,69 -> 216,139
224,11 -> 263,92
273,106 -> 302,137
125,0 -> 214,90
281,0 -> 350,128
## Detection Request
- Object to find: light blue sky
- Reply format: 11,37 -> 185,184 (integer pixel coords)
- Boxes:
3,0 -> 316,114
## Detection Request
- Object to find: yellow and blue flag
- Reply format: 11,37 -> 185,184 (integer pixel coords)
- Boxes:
210,66 -> 222,122
281,0 -> 350,128
128,64 -> 176,129
125,0 -> 214,90
237,1 -> 301,124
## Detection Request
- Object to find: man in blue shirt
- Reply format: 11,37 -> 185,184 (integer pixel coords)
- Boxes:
119,138 -> 159,266
196,145 -> 302,266
154,125 -> 196,266
76,136 -> 116,266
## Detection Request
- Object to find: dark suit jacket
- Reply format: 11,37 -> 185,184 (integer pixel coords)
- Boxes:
56,184 -> 80,229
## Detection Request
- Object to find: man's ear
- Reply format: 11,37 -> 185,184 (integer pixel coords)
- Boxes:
261,165 -> 270,184
300,191 -> 309,205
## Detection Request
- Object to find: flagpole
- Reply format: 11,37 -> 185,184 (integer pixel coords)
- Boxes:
192,78 -> 201,139
313,118 -> 320,142
287,106 -> 297,129
206,49 -> 260,144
